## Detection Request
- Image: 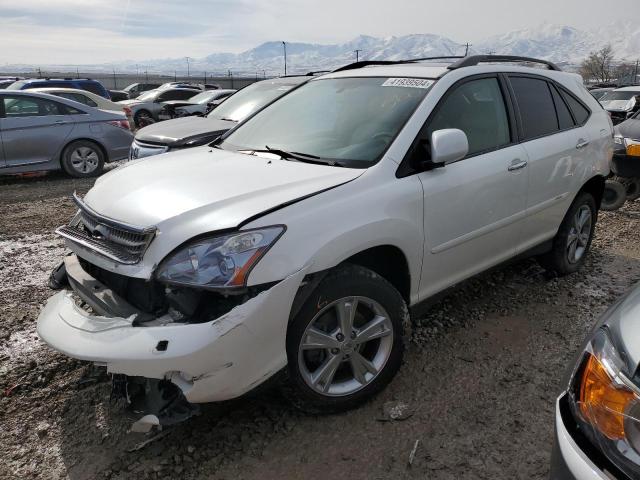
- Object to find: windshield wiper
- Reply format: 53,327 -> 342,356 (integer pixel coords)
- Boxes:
244,146 -> 344,167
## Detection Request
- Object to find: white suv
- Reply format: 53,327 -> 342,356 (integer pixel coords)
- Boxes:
38,56 -> 613,425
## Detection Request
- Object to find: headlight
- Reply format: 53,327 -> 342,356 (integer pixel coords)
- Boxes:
155,226 -> 285,289
568,328 -> 640,476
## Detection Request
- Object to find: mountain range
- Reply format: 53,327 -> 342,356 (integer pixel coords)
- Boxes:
3,22 -> 639,76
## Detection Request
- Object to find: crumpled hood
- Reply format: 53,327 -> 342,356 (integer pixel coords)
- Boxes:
616,118 -> 640,140
84,147 -> 363,233
605,284 -> 640,378
135,116 -> 236,146
602,99 -> 633,112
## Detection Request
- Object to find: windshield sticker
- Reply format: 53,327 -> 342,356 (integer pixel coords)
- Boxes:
382,78 -> 434,89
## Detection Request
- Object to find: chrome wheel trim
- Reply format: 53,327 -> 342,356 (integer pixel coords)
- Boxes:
297,296 -> 394,397
70,146 -> 99,174
567,205 -> 592,264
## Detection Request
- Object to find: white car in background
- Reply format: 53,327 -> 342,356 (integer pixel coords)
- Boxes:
158,89 -> 237,119
32,87 -> 135,130
38,55 -> 613,429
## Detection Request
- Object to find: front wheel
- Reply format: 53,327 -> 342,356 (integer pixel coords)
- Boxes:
538,192 -> 596,276
286,265 -> 407,413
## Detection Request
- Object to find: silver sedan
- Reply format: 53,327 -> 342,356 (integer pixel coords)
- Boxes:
0,91 -> 133,177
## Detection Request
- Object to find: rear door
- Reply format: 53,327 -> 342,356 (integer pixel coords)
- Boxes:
0,94 -> 74,167
507,75 -> 587,251
414,75 -> 530,296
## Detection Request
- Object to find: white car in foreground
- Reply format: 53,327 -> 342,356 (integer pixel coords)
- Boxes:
551,284 -> 640,479
38,55 -> 613,428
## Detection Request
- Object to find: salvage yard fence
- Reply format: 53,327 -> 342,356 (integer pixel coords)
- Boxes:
3,71 -> 266,91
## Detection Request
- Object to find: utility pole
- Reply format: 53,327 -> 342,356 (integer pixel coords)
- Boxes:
112,68 -> 117,89
354,49 -> 362,62
282,41 -> 287,75
76,67 -> 79,78
464,43 -> 472,56
204,71 -> 207,84
228,69 -> 233,88
635,59 -> 639,84
37,67 -> 42,78
185,57 -> 192,77
136,64 -> 139,78
263,69 -> 266,79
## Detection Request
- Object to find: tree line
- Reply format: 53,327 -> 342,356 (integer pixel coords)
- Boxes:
580,45 -> 639,85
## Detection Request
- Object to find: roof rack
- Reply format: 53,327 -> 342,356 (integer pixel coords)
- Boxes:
333,56 -> 465,72
447,55 -> 561,71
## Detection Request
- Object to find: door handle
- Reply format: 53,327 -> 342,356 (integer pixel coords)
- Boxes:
508,160 -> 528,172
576,139 -> 590,149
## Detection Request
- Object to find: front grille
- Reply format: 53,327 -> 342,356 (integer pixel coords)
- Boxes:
56,193 -> 156,265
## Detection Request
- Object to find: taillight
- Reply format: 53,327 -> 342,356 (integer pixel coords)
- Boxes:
108,119 -> 130,130
123,106 -> 132,116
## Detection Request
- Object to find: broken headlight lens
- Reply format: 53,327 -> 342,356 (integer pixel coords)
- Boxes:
156,226 -> 285,289
568,328 -> 640,477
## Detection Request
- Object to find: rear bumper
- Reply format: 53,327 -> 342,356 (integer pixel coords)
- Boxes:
37,255 -> 309,403
550,397 -> 608,480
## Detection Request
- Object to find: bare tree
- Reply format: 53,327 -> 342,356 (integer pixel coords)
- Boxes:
580,45 -> 615,84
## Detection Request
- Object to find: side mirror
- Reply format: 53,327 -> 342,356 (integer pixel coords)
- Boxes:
428,128 -> 469,167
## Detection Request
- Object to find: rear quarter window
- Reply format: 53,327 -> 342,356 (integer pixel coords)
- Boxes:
559,88 -> 591,125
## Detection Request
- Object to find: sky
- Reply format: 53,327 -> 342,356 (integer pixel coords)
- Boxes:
0,0 -> 638,65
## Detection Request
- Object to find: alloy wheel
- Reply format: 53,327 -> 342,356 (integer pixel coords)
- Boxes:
297,296 -> 394,397
567,205 -> 592,264
70,147 -> 100,174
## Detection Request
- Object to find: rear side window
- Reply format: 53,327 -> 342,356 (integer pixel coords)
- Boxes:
427,77 -> 511,157
560,89 -> 590,125
510,77 -> 558,140
549,85 -> 575,130
79,82 -> 106,96
57,92 -> 97,107
2,96 -> 66,117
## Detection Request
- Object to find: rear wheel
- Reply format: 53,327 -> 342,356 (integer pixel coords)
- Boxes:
60,140 -> 104,178
286,265 -> 407,413
601,180 -> 627,211
134,110 -> 153,128
538,192 -> 596,276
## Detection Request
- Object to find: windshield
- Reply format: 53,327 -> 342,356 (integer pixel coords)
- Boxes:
219,77 -> 433,167
209,80 -> 300,122
190,91 -> 216,104
601,91 -> 640,102
137,89 -> 159,101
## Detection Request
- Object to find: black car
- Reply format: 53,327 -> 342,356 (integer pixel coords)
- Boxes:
122,82 -> 162,99
129,75 -> 313,160
108,89 -> 129,102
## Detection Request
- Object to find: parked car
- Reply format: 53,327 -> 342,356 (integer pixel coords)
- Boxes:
550,283 -> 640,479
599,87 -> 640,125
7,78 -> 111,99
130,75 -> 310,159
0,77 -> 22,89
589,87 -> 614,101
38,56 -> 612,429
119,88 -> 200,127
108,89 -> 129,102
122,82 -> 162,99
158,89 -> 236,120
0,91 -> 133,177
157,82 -> 203,91
32,87 -> 135,130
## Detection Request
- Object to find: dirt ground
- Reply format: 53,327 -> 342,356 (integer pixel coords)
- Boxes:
2,170 -> 640,480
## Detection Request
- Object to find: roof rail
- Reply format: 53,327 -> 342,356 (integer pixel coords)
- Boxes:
447,55 -> 561,71
333,56 -> 465,73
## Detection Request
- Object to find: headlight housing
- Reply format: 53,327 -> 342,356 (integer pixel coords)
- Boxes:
614,136 -> 625,146
568,328 -> 640,477
155,226 -> 285,290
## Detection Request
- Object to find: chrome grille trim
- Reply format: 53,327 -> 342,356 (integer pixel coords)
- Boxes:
56,193 -> 157,265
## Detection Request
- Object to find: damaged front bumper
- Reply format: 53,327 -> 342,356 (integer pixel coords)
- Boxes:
37,255 -> 308,404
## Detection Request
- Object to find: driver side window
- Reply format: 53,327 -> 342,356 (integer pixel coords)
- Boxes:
427,77 -> 511,158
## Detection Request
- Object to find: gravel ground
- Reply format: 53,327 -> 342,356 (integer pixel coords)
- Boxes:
2,170 -> 640,480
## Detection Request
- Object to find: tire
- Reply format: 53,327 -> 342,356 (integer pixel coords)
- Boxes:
601,180 -> 627,211
614,176 -> 640,202
538,192 -> 597,276
60,140 -> 105,178
285,264 -> 408,413
134,110 -> 153,128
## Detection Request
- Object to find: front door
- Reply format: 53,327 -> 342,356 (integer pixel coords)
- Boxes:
415,76 -> 529,298
0,94 -> 74,167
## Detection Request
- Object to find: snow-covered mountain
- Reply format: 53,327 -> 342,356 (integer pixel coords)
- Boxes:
3,23 -> 639,76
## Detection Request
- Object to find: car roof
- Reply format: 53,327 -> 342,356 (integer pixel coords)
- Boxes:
31,87 -> 103,96
615,86 -> 640,91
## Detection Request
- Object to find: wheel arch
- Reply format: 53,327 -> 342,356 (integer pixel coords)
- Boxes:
59,137 -> 108,163
578,175 -> 606,209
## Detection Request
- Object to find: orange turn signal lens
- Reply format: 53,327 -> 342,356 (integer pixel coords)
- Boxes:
627,144 -> 640,157
579,354 -> 637,440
